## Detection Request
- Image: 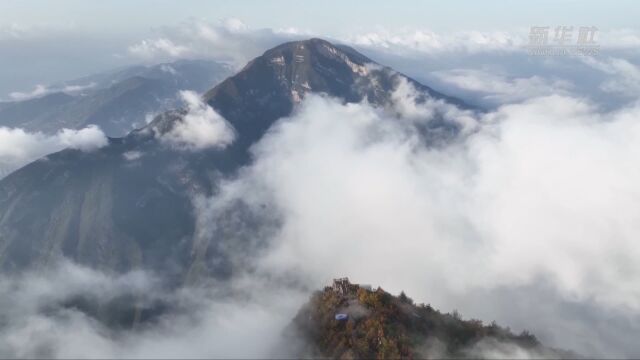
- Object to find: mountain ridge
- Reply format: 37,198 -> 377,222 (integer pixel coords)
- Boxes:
285,278 -> 576,359
0,59 -> 233,136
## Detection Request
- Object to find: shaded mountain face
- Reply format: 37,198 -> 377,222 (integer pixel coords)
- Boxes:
0,60 -> 233,136
0,39 -> 470,281
285,278 -> 574,359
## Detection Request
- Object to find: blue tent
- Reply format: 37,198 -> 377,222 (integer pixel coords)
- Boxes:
335,313 -> 348,321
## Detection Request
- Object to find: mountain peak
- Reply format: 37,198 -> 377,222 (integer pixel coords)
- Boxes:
145,37 -> 464,161
262,37 -> 374,81
204,37 -> 377,106
200,38 -> 398,150
199,37 -> 469,154
262,37 -> 371,68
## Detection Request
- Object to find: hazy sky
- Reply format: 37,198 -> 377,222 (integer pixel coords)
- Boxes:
1,0 -> 638,34
0,0 -> 637,96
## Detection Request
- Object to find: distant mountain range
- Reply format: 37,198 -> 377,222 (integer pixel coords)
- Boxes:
0,59 -> 233,136
0,39 -> 470,282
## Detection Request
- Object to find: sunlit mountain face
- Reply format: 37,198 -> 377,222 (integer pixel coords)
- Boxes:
1,2 -> 639,358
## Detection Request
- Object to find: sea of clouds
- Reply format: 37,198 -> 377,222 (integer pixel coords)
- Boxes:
1,18 -> 640,358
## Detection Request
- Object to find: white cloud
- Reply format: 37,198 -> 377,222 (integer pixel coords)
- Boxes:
348,28 -> 524,55
8,84 -> 49,101
0,23 -> 77,40
126,23 -> 526,66
158,90 -> 235,151
221,17 -> 249,33
159,64 -> 177,75
0,125 -> 108,177
57,126 -> 109,151
390,78 -> 435,119
191,92 -> 640,356
0,261 -> 305,358
126,18 -> 304,67
127,38 -> 191,60
433,68 -> 574,105
3,89 -> 640,357
123,150 -> 143,161
598,28 -> 640,49
62,82 -> 96,93
0,261 -> 568,358
8,82 -> 96,101
3,18 -> 640,356
581,56 -> 640,96
286,94 -> 640,311
390,77 -> 478,133
347,27 -> 640,56
122,23 -> 640,72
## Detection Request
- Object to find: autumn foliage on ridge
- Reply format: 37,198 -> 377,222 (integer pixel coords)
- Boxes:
288,278 -> 571,359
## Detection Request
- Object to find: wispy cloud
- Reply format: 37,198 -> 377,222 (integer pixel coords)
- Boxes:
126,18 -> 305,68
0,260 -> 306,358
432,68 -> 574,106
0,23 -> 77,40
128,38 -> 191,60
347,27 -> 640,55
7,84 -> 49,101
349,28 -> 524,55
581,56 -> 640,96
156,90 -> 235,151
8,82 -> 96,101
0,125 -> 108,177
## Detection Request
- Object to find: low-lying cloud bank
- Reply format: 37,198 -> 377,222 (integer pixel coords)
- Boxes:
127,18 -> 306,68
431,69 -> 574,106
0,261 -> 306,358
7,82 -> 96,101
126,19 -> 640,63
193,90 -> 640,357
0,125 -> 108,178
227,93 -> 640,308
